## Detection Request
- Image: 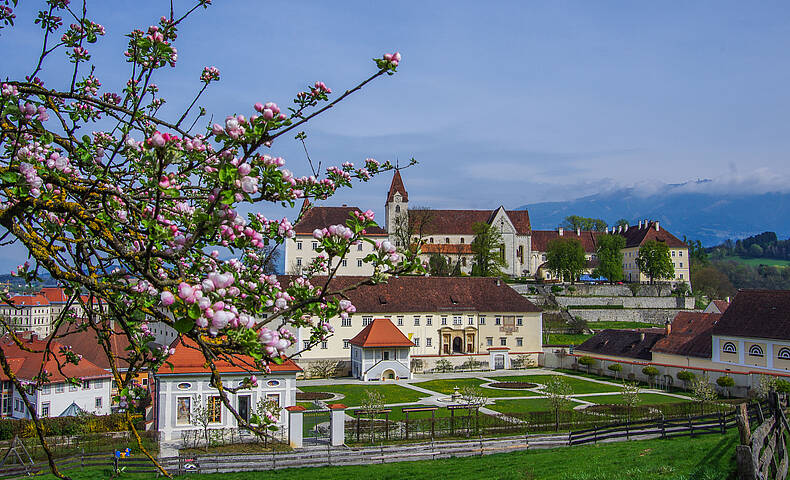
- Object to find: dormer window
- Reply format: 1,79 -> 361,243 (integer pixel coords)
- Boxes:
450,295 -> 459,304
378,296 -> 388,305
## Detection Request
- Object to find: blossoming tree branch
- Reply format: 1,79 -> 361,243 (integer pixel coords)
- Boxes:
0,1 -> 417,477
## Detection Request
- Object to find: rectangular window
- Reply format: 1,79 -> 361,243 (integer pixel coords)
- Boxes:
56,383 -> 64,393
679,262 -> 683,268
486,337 -> 493,346
414,338 -> 420,347
500,337 -> 507,346
83,380 -> 91,390
516,318 -> 523,326
94,379 -> 103,389
343,339 -> 350,349
297,241 -> 303,250
495,317 -> 502,326
468,316 -> 474,325
397,316 -> 404,326
341,259 -> 347,267
312,241 -> 317,250
679,251 -> 683,257
479,316 -> 486,325
426,338 -> 432,347
357,259 -> 363,267
95,397 -> 103,409
414,316 -> 420,326
208,396 -> 222,423
672,251 -> 675,257
321,341 -> 328,349
296,257 -> 302,266
426,316 -> 432,326
41,402 -> 50,417
453,316 -> 462,326
69,384 -> 78,392
341,317 -> 352,327
266,394 -> 281,421
42,384 -> 50,395
363,317 -> 373,326
441,316 -> 447,326
303,340 -> 310,350
516,337 -> 523,347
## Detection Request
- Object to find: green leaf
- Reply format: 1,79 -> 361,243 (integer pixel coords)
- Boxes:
218,163 -> 236,183
174,317 -> 193,334
1,172 -> 19,183
187,303 -> 201,320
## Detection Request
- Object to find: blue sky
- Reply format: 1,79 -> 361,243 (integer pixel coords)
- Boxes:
3,1 -> 790,271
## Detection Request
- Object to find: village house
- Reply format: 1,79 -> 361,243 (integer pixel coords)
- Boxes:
153,337 -> 301,442
350,318 -> 413,381
290,275 -> 542,374
0,332 -> 112,419
529,229 -> 603,281
617,220 -> 690,284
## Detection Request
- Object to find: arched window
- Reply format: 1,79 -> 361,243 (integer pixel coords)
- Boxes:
395,205 -> 400,213
722,342 -> 737,354
748,344 -> 764,357
778,347 -> 790,360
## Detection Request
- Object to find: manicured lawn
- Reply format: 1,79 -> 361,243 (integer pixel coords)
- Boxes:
412,378 -> 542,398
545,333 -> 592,345
298,384 -> 425,406
580,393 -> 692,405
495,375 -> 622,394
348,403 -> 444,423
487,398 -> 584,415
35,431 -> 738,479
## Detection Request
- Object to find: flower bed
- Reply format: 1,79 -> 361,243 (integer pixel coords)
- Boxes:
296,392 -> 335,401
487,382 -> 538,389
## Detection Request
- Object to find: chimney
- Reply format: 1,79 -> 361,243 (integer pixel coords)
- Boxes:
576,228 -> 581,236
725,296 -> 730,303
665,320 -> 671,335
495,278 -> 501,287
638,220 -> 642,229
655,221 -> 660,231
643,219 -> 648,229
639,332 -> 645,341
558,227 -> 563,236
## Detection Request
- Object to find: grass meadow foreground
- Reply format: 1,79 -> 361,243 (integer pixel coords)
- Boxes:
36,431 -> 737,480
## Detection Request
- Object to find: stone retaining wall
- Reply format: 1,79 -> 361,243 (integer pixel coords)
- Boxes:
566,307 -> 688,324
555,296 -> 694,309
510,283 -> 680,297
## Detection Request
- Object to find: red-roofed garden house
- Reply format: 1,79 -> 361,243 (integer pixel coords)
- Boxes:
153,338 -> 302,442
350,318 -> 413,381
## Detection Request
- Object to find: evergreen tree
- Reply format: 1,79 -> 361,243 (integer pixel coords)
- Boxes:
594,234 -> 625,283
470,222 -> 508,277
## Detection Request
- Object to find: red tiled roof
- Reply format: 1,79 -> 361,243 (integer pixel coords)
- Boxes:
618,222 -> 687,249
410,209 -> 531,236
293,206 -> 388,235
49,322 -> 132,370
350,318 -> 414,347
576,329 -> 665,361
531,230 -> 604,253
279,275 -> 541,314
652,312 -> 721,358
712,289 -> 790,341
0,334 -> 111,382
420,244 -> 473,255
387,170 -> 408,203
6,295 -> 49,307
39,287 -> 69,303
157,337 -> 302,375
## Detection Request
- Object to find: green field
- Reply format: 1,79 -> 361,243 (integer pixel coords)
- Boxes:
35,432 -> 738,480
412,378 -> 542,398
721,255 -> 790,267
544,333 -> 592,345
487,397 -> 585,415
298,384 -> 425,406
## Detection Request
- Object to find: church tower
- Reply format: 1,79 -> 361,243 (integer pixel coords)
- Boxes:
385,170 -> 409,238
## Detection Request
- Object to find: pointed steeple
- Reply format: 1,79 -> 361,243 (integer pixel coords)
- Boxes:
387,169 -> 408,203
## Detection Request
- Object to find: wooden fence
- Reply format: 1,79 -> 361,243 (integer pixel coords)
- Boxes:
735,394 -> 789,480
569,410 -> 735,445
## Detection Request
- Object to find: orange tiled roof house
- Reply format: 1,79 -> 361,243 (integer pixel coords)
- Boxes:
349,318 -> 414,381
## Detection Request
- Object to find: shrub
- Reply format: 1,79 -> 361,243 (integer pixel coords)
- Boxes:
776,379 -> 790,394
578,356 -> 596,374
551,285 -> 563,294
677,370 -> 696,389
607,363 -> 623,379
434,359 -> 453,373
642,366 -> 659,387
567,286 -> 576,293
0,413 -> 140,441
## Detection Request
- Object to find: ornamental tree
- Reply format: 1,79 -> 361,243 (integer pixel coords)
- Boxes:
635,240 -> 674,284
470,221 -> 507,277
0,2 -> 418,478
545,238 -> 586,283
593,233 -> 625,284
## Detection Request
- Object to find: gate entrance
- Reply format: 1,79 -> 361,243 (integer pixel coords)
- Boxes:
302,408 -> 331,445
